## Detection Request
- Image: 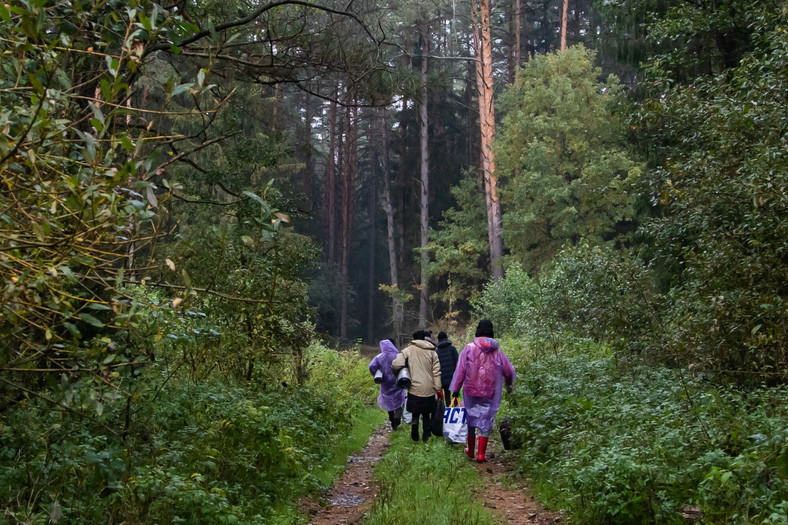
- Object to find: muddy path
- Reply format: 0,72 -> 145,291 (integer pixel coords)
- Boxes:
473,440 -> 565,524
302,422 -> 563,525
302,425 -> 390,525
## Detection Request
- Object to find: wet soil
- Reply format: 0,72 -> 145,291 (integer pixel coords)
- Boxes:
302,425 -> 390,525
473,440 -> 565,525
302,425 -> 563,525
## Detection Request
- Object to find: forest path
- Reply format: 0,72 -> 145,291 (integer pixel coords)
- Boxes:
474,440 -> 565,524
303,421 -> 564,525
303,425 -> 390,525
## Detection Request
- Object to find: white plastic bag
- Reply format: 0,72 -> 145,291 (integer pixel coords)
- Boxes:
443,400 -> 467,444
402,405 -> 413,424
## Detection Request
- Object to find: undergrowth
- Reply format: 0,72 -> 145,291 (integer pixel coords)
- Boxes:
503,341 -> 788,524
0,344 -> 380,524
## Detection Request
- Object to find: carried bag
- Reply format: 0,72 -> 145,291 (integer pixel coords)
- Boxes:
431,395 -> 445,437
443,398 -> 468,444
396,357 -> 411,389
498,416 -> 520,450
402,405 -> 413,424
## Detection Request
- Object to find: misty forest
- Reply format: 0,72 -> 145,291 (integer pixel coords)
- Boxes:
1,0 -> 788,522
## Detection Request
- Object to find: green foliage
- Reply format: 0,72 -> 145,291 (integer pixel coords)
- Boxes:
475,245 -> 663,355
496,45 -> 641,272
0,0 -> 189,387
305,343 -> 379,405
507,345 -> 788,524
364,432 -> 495,525
0,342 -> 379,523
425,172 -> 490,310
634,2 -> 788,379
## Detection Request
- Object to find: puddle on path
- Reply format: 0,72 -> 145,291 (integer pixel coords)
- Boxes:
302,425 -> 391,525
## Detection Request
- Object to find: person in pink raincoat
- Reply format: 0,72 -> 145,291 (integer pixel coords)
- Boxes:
449,319 -> 515,462
369,339 -> 407,430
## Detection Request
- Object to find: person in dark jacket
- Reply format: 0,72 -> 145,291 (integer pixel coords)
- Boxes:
435,331 -> 459,401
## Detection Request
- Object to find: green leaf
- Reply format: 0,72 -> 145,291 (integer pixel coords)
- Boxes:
0,3 -> 10,24
64,322 -> 81,338
88,303 -> 112,311
78,313 -> 104,328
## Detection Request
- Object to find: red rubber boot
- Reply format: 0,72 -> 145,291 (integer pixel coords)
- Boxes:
477,436 -> 489,463
464,434 -> 476,459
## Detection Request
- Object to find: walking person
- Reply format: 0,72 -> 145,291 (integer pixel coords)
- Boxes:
392,330 -> 442,442
435,332 -> 459,401
450,319 -> 515,462
369,339 -> 407,430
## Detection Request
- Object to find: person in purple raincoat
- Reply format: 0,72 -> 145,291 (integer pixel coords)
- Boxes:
449,319 -> 515,462
369,339 -> 407,430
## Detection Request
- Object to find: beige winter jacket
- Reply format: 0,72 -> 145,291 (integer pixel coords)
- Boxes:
391,339 -> 441,398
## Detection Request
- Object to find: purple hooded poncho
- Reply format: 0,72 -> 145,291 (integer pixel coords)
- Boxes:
449,337 -> 515,433
369,340 -> 407,412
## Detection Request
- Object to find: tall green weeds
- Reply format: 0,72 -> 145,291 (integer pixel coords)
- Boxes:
0,344 -> 380,524
504,344 -> 788,524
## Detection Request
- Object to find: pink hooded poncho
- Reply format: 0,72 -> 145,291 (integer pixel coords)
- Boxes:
449,337 -> 515,433
369,340 -> 407,412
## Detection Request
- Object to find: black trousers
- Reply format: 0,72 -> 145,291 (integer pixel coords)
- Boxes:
407,394 -> 435,442
410,410 -> 432,441
387,407 -> 402,429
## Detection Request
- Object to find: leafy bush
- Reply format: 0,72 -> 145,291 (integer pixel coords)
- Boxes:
633,4 -> 788,380
507,346 -> 788,524
0,344 -> 377,524
475,245 -> 663,355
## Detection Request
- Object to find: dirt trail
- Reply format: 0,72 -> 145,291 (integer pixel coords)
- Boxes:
302,426 -> 390,525
473,440 -> 565,524
302,424 -> 563,525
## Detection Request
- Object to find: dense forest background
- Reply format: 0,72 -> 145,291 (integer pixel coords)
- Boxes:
1,0 -> 787,522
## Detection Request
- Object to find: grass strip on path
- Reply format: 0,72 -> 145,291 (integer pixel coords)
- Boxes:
363,429 -> 496,525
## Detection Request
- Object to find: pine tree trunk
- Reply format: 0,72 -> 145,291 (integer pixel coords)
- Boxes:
515,0 -> 522,67
560,0 -> 569,51
302,97 -> 313,235
473,0 -> 504,281
419,28 -> 430,325
327,97 -> 337,267
367,149 -> 376,344
380,110 -> 403,339
508,2 -> 515,84
340,105 -> 356,341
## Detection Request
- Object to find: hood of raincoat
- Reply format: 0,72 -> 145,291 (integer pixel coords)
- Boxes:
474,337 -> 499,353
380,339 -> 399,354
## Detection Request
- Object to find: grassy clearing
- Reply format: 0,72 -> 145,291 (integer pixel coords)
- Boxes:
363,429 -> 495,525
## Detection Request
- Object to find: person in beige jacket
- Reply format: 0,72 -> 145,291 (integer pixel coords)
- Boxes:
392,330 -> 443,442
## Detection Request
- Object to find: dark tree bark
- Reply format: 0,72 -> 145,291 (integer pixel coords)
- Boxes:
367,146 -> 376,344
419,26 -> 430,325
326,97 -> 338,267
340,105 -> 357,341
380,109 -> 403,339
